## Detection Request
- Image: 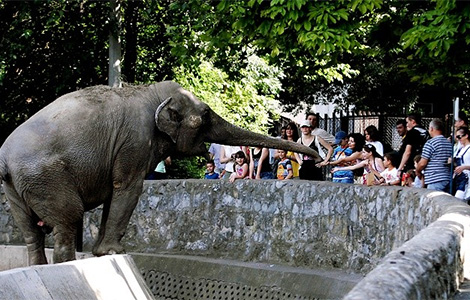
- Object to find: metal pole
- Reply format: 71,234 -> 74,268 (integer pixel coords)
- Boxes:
450,98 -> 459,194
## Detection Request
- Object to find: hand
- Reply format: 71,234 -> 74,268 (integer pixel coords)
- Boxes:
455,166 -> 464,175
331,167 -> 339,173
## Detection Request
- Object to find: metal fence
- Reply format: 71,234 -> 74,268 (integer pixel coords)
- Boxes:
280,112 -> 450,151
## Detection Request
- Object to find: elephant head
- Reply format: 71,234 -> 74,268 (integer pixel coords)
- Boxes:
155,83 -> 321,160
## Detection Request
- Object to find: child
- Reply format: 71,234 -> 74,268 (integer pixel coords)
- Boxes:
276,149 -> 293,180
330,131 -> 354,183
229,151 -> 249,183
377,152 -> 400,186
204,160 -> 219,179
405,169 -> 416,187
412,155 -> 424,188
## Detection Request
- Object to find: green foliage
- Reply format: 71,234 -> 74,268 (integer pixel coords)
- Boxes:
173,56 -> 283,134
169,55 -> 284,178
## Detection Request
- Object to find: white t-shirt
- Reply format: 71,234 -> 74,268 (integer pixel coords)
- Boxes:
455,144 -> 470,176
380,167 -> 399,184
312,128 -> 335,145
366,141 -> 384,157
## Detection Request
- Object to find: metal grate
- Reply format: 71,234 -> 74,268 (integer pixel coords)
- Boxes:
141,269 -> 318,300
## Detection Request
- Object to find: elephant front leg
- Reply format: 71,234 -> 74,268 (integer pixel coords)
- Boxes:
92,185 -> 141,257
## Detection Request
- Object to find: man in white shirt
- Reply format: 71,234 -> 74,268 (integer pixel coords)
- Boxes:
306,112 -> 336,145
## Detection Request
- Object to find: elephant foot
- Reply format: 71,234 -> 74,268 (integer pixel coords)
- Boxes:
92,242 -> 125,257
28,251 -> 48,265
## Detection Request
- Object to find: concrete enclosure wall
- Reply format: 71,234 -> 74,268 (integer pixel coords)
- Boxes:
2,180 -> 470,299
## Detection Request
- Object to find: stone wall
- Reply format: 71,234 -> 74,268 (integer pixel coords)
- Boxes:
2,180 -> 470,299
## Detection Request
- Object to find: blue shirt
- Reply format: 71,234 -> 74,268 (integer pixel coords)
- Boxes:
204,172 -> 219,179
421,135 -> 452,184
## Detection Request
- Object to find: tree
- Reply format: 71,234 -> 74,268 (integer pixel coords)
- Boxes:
0,1 -> 110,143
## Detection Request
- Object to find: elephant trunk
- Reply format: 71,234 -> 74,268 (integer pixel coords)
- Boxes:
206,111 -> 322,161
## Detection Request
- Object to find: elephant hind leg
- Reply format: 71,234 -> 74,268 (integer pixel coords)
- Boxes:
3,183 -> 47,265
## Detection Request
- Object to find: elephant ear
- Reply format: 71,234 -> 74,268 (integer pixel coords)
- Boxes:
155,97 -> 179,143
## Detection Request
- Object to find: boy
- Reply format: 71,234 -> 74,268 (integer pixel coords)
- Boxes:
378,152 -> 400,186
276,149 -> 293,180
204,160 -> 219,179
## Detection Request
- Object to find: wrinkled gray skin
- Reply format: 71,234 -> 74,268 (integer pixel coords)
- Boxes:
0,81 -> 321,265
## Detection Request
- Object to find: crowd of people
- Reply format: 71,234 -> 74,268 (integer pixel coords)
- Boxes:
203,111 -> 470,202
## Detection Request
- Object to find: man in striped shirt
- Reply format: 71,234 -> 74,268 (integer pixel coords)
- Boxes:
416,118 -> 453,193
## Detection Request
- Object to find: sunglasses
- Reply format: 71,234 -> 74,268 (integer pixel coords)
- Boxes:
456,134 -> 465,139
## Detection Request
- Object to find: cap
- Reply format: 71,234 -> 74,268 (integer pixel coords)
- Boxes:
300,120 -> 312,128
334,131 -> 347,144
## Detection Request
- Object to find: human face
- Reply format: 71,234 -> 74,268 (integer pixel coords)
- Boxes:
300,126 -> 312,135
285,126 -> 294,138
456,130 -> 467,142
206,163 -> 215,173
348,137 -> 355,149
361,150 -> 371,160
428,125 -> 435,137
406,117 -> 415,131
235,156 -> 245,165
340,137 -> 348,147
278,149 -> 286,159
364,131 -> 371,142
396,124 -> 406,137
383,156 -> 390,168
455,119 -> 465,129
307,115 -> 317,128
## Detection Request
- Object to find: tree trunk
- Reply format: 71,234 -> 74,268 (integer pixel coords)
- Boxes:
108,0 -> 121,88
123,1 -> 138,83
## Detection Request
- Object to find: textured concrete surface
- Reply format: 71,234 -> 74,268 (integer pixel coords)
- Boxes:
2,181 -> 470,299
132,252 -> 363,300
0,254 -> 154,300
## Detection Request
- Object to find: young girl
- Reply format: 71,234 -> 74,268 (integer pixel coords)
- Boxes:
377,152 -> 400,186
331,144 -> 384,186
229,151 -> 249,183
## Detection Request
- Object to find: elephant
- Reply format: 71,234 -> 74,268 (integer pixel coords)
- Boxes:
0,81 -> 321,265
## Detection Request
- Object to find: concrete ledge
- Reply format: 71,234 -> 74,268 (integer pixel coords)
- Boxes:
131,253 -> 363,299
0,254 -> 154,300
344,192 -> 470,299
0,245 -> 93,271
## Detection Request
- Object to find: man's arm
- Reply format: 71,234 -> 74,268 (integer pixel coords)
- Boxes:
398,144 -> 412,171
415,157 -> 428,178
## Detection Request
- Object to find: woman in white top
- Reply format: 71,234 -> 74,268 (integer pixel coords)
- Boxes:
364,125 -> 384,157
454,126 -> 470,200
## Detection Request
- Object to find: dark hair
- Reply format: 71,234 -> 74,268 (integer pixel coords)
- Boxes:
348,133 -> 365,152
458,111 -> 468,125
282,122 -> 299,141
383,151 -> 400,167
457,126 -> 470,137
305,112 -> 318,119
234,151 -> 246,160
363,143 -> 382,159
206,160 -> 215,166
364,125 -> 381,142
407,113 -> 422,125
406,169 -> 416,180
396,119 -> 406,127
413,154 -> 421,163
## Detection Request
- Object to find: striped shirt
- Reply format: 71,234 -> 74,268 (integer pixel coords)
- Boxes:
421,135 -> 453,184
